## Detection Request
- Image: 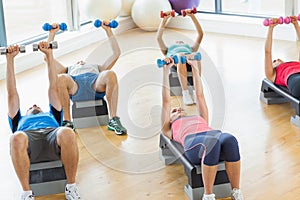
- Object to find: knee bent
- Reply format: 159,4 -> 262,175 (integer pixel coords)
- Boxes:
57,127 -> 76,143
10,132 -> 28,149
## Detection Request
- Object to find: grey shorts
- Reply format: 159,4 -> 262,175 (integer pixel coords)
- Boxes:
25,127 -> 61,163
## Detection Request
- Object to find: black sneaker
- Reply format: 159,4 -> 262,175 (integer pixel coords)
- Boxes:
107,116 -> 127,135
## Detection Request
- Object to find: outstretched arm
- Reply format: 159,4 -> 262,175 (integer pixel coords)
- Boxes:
99,21 -> 121,71
161,58 -> 175,139
265,23 -> 277,82
39,41 -> 62,111
188,12 -> 204,52
187,56 -> 208,123
46,23 -> 67,74
6,45 -> 20,118
291,17 -> 300,61
157,13 -> 172,56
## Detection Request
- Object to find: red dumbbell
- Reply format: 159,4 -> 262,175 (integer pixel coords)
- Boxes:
160,10 -> 175,18
181,7 -> 197,17
263,17 -> 284,26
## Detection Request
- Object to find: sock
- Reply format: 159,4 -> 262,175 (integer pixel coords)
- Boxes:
182,89 -> 189,96
21,190 -> 33,197
203,193 -> 215,198
66,183 -> 76,189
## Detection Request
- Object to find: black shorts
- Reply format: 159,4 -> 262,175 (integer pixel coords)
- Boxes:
25,127 -> 61,163
287,73 -> 300,98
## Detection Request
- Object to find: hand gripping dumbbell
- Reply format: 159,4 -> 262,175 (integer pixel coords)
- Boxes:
42,22 -> 67,31
263,17 -> 284,26
32,41 -> 58,51
160,10 -> 175,18
94,19 -> 119,28
0,45 -> 26,55
181,7 -> 197,17
157,55 -> 179,68
180,52 -> 202,64
283,14 -> 300,24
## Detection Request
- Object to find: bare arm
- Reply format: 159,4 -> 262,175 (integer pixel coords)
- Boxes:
161,58 -> 174,139
99,21 -> 121,71
265,24 -> 277,82
291,17 -> 300,61
156,14 -> 172,56
188,13 -> 204,52
187,56 -> 208,123
46,23 -> 68,74
6,46 -> 20,118
39,42 -> 62,111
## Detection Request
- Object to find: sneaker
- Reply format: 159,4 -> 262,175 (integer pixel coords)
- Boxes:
108,116 -> 127,135
65,185 -> 81,200
232,188 -> 244,200
182,90 -> 194,105
21,191 -> 34,200
202,193 -> 216,200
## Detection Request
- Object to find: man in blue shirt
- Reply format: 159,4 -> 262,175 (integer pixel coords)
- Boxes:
6,42 -> 80,200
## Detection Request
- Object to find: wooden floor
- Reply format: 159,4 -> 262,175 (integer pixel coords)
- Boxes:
1,27 -> 300,200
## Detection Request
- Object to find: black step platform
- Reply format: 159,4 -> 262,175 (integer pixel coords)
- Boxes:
30,160 -> 67,196
72,99 -> 109,128
159,134 -> 231,200
260,78 -> 300,127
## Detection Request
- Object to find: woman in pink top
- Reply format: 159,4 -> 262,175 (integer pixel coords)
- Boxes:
161,55 -> 243,200
265,17 -> 300,98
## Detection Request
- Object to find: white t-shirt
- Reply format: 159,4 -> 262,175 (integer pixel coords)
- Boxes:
68,63 -> 100,76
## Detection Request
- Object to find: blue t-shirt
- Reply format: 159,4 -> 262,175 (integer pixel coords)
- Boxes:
8,104 -> 63,133
166,43 -> 193,57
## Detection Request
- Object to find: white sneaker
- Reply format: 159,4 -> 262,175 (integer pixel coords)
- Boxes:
182,90 -> 194,105
65,185 -> 81,200
202,193 -> 216,200
21,191 -> 34,200
232,188 -> 244,200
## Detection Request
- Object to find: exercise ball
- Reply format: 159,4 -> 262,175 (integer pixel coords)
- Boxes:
169,0 -> 200,14
83,0 -> 122,20
120,0 -> 136,17
132,0 -> 172,31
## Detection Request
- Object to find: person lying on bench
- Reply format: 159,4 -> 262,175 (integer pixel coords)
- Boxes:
46,22 -> 127,135
160,55 -> 244,200
6,42 -> 80,200
265,16 -> 300,98
157,8 -> 204,105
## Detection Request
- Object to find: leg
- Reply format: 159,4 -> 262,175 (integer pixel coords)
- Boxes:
57,74 -> 78,121
177,63 -> 193,105
56,127 -> 79,184
202,164 -> 218,194
177,62 -> 188,91
10,132 -> 31,191
93,70 -> 118,118
219,133 -> 241,189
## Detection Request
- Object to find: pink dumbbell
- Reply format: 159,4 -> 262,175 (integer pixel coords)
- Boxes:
284,14 -> 300,24
263,17 -> 284,26
181,7 -> 197,17
160,10 -> 175,18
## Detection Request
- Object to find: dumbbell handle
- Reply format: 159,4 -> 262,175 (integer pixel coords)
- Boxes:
94,19 -> 118,28
180,52 -> 202,64
181,7 -> 197,17
42,23 -> 67,31
160,10 -> 175,18
32,41 -> 58,51
157,55 -> 179,68
0,45 -> 26,55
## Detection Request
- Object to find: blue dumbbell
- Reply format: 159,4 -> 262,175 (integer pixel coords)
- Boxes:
180,52 -> 202,64
42,23 -> 67,31
94,19 -> 119,28
157,55 -> 179,68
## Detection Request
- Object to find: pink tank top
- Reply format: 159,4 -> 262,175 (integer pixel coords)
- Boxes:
171,116 -> 212,145
275,61 -> 300,86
